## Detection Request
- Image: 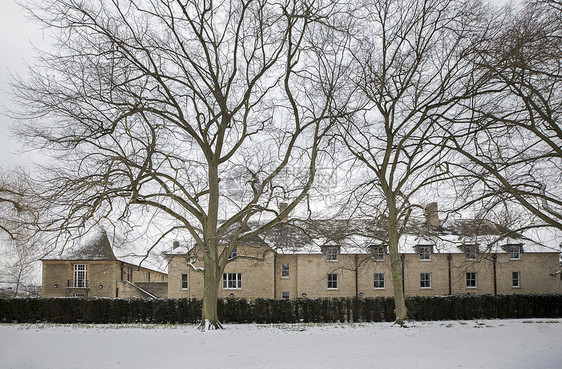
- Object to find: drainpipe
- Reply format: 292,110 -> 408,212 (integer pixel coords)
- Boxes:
492,254 -> 497,295
354,255 -> 359,297
401,254 -> 406,296
273,252 -> 277,299
447,254 -> 452,295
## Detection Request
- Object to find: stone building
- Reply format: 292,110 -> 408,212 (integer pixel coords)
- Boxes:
41,229 -> 168,298
167,205 -> 562,299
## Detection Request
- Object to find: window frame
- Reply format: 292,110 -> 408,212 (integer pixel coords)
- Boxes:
420,272 -> 431,289
418,246 -> 432,261
326,246 -> 339,262
374,273 -> 385,289
281,264 -> 290,278
508,245 -> 521,260
222,272 -> 242,290
512,271 -> 521,288
145,271 -> 150,282
372,247 -> 385,261
281,291 -> 290,299
327,273 -> 338,289
228,247 -> 238,260
466,272 -> 477,288
465,246 -> 477,260
181,273 -> 188,290
73,264 -> 87,288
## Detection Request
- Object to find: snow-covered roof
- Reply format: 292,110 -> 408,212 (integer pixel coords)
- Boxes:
167,217 -> 560,256
42,228 -> 167,273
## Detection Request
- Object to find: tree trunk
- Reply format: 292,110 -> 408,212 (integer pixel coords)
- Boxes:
200,255 -> 223,331
388,201 -> 408,326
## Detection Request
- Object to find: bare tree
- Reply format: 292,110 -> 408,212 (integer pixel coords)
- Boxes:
338,0 -> 479,325
12,0 -> 347,329
443,0 -> 562,231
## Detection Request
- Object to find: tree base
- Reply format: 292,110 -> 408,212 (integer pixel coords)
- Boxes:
198,319 -> 224,331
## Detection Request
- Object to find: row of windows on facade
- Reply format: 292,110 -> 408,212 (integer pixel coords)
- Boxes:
71,264 -> 154,288
225,245 -> 523,264
321,245 -> 523,262
179,271 -> 524,293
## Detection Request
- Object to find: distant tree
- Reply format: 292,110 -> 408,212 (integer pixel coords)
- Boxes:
12,0 -> 348,329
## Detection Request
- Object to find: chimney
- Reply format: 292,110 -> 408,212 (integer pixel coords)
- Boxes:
279,201 -> 288,222
424,202 -> 439,227
172,240 -> 180,250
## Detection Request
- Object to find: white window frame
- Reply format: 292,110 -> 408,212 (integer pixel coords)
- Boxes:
420,272 -> 431,289
374,273 -> 385,289
327,273 -> 338,289
512,271 -> 521,288
73,293 -> 85,298
466,272 -> 477,288
181,273 -> 188,290
281,264 -> 290,278
326,247 -> 339,262
418,246 -> 432,261
509,245 -> 521,260
73,264 -> 87,288
222,273 -> 242,290
281,291 -> 290,299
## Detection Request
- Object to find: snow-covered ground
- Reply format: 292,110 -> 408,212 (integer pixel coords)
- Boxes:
1,319 -> 561,369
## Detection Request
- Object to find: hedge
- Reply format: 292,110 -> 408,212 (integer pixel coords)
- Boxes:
1,294 -> 560,324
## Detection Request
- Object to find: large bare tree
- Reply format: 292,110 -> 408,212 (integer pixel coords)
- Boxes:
443,0 -> 562,231
12,0 -> 347,329
338,0 -> 479,325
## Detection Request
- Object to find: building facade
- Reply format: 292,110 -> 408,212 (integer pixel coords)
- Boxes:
167,209 -> 562,299
42,229 -> 168,298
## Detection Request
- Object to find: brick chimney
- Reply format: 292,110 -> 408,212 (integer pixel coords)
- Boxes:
279,201 -> 288,222
424,202 -> 439,227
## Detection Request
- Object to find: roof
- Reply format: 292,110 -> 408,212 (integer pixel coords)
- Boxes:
42,228 -> 167,273
168,217 -> 559,256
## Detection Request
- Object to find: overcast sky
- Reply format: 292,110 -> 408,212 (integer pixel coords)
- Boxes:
0,0 -> 46,169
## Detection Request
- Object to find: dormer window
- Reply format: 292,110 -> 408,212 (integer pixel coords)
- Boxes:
325,246 -> 339,262
462,245 -> 478,260
508,245 -> 522,260
369,245 -> 386,261
417,245 -> 432,261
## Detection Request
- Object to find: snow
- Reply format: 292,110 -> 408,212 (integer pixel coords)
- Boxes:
1,319 -> 561,368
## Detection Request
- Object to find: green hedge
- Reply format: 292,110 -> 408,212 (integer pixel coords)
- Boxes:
1,294 -> 560,324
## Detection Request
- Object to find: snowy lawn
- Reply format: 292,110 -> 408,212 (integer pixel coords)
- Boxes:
1,319 -> 561,369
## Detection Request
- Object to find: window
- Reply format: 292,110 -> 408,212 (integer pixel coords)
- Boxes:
512,271 -> 520,288
181,274 -> 188,290
281,291 -> 290,299
418,246 -> 432,261
374,273 -> 385,289
509,245 -> 521,260
222,273 -> 242,289
326,247 -> 338,262
465,247 -> 477,260
420,273 -> 431,288
73,293 -> 85,298
73,264 -> 87,288
229,247 -> 238,259
327,273 -> 338,289
281,264 -> 290,278
122,266 -> 132,282
372,247 -> 385,261
466,272 -> 477,288
145,272 -> 150,282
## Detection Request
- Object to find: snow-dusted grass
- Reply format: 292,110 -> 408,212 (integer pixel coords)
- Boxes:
1,319 -> 561,368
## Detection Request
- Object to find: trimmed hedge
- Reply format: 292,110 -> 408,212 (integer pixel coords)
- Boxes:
1,294 -> 560,324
